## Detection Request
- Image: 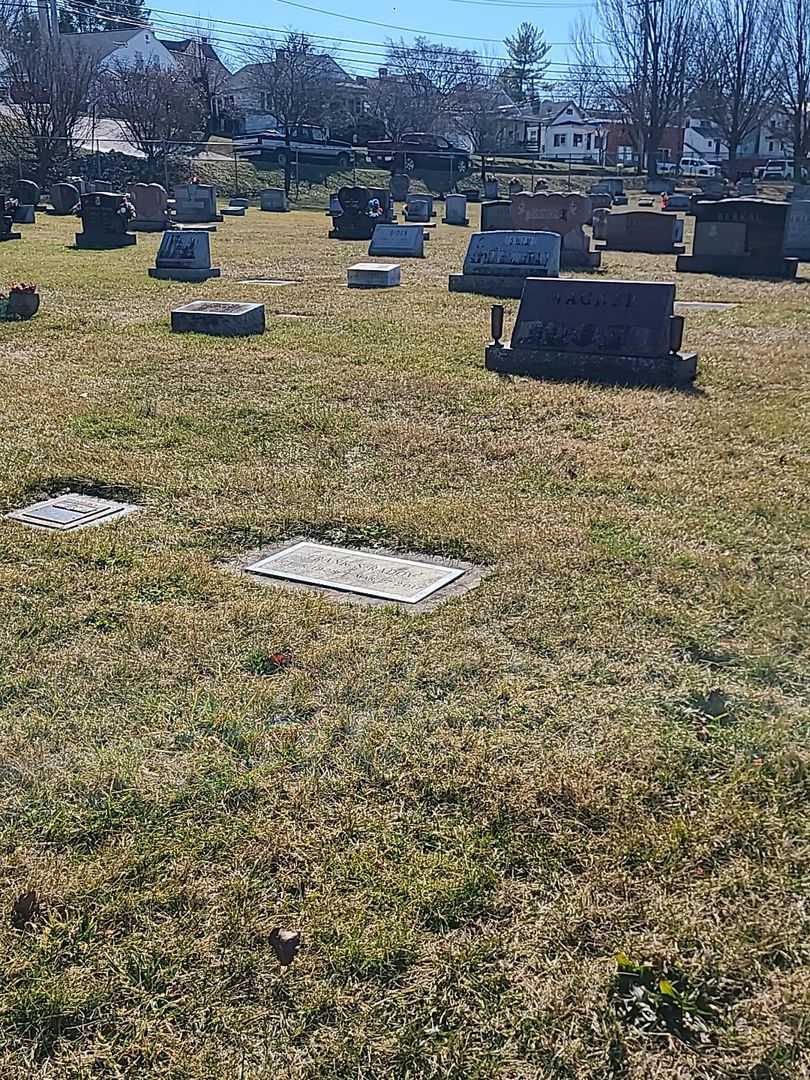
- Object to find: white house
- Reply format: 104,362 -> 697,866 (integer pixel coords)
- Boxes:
61,28 -> 177,71
682,117 -> 728,162
739,111 -> 793,160
540,101 -> 604,162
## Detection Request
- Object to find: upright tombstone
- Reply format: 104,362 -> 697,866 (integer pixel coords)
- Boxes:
508,179 -> 523,196
148,229 -> 221,281
677,198 -> 797,278
12,179 -> 40,208
485,278 -> 697,388
329,186 -> 387,240
449,230 -> 561,298
782,198 -> 810,260
390,173 -> 410,202
511,191 -> 601,269
0,196 -> 21,242
67,176 -> 87,196
12,204 -> 35,224
662,192 -> 690,212
404,194 -> 433,222
646,177 -> 675,195
47,182 -> 80,215
130,183 -> 170,231
593,210 -> 685,254
260,188 -> 289,212
368,224 -> 424,258
174,183 -> 222,223
74,192 -> 136,249
443,194 -> 469,226
230,197 -> 250,208
591,178 -> 627,205
481,200 -> 513,232
736,178 -> 758,196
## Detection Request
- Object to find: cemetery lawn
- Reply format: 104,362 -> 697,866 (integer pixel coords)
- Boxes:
1,206 -> 808,1080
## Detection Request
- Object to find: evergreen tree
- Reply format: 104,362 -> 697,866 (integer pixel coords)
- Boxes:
59,0 -> 150,34
501,22 -> 551,105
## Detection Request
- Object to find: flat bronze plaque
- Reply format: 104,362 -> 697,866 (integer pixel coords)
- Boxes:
8,494 -> 139,531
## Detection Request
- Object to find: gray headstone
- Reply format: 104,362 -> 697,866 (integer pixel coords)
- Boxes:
511,279 -> 679,358
130,182 -> 168,226
692,221 -> 747,256
12,179 -> 40,206
481,200 -> 513,231
174,183 -> 219,222
245,542 -> 464,604
149,229 -> 220,281
50,182 -> 79,215
462,231 -> 561,277
783,200 -> 810,257
260,188 -> 288,212
13,204 -> 35,224
405,194 -> 432,222
230,197 -> 250,208
369,224 -> 424,258
171,300 -> 265,336
443,194 -> 468,225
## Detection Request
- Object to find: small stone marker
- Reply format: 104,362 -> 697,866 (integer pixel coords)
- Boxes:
47,182 -> 79,215
220,206 -> 246,217
677,198 -> 797,277
75,192 -> 136,249
174,183 -> 222,223
230,197 -> 250,208
481,200 -> 513,232
647,178 -> 675,195
369,224 -> 424,258
171,300 -> 265,336
0,196 -> 21,242
404,194 -> 433,222
130,183 -> 170,231
443,194 -> 468,225
783,198 -> 810,259
8,493 -> 139,531
260,188 -> 289,212
485,278 -> 697,388
594,210 -> 685,254
12,204 -> 35,224
449,230 -> 561,298
149,229 -> 220,282
245,542 -> 464,604
663,193 -> 690,212
347,262 -> 401,288
737,178 -> 757,196
390,173 -> 409,201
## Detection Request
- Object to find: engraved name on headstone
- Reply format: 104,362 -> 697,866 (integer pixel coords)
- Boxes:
246,542 -> 464,603
369,224 -> 424,258
149,229 -> 220,281
783,199 -> 810,258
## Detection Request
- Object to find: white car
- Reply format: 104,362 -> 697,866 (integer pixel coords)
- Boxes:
755,159 -> 795,180
679,156 -> 722,178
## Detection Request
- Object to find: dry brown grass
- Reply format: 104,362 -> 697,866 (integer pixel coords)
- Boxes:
0,200 -> 808,1079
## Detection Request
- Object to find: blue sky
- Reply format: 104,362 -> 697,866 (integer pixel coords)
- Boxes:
145,0 -> 592,83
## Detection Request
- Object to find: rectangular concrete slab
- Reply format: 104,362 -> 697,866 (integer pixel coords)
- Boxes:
347,262 -> 401,287
245,542 -> 464,603
171,301 -> 265,336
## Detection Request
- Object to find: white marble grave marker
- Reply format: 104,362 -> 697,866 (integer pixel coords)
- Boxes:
368,224 -> 424,258
8,494 -> 139,531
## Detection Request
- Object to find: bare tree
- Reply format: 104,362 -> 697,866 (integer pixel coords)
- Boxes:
385,37 -> 480,135
244,33 -> 335,193
693,0 -> 777,164
100,57 -> 205,174
0,17 -> 100,185
575,0 -> 697,175
450,59 -> 513,177
775,0 -> 810,178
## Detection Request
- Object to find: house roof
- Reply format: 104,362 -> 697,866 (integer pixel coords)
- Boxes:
160,38 -> 221,62
60,29 -> 145,64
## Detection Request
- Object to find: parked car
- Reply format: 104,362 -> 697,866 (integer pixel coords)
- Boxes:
755,159 -> 799,180
366,133 -> 472,176
656,161 -> 678,175
233,126 -> 355,169
678,156 -> 722,177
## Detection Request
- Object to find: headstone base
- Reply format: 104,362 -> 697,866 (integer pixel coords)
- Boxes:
131,218 -> 170,231
171,301 -> 265,336
561,250 -> 601,269
442,216 -> 469,225
174,213 -> 223,224
0,232 -> 21,242
347,262 -> 401,288
485,343 -> 697,388
329,224 -> 376,240
675,254 -> 798,278
612,195 -> 629,205
220,207 -> 246,216
75,232 -> 136,249
596,240 -> 685,255
175,223 -> 217,232
149,266 -> 221,282
449,272 -> 550,298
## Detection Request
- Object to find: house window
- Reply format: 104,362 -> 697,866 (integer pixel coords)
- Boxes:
554,133 -> 567,147
573,133 -> 583,146
566,107 -> 573,114
769,140 -> 775,152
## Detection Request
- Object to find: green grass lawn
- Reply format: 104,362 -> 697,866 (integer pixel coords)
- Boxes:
0,203 -> 808,1079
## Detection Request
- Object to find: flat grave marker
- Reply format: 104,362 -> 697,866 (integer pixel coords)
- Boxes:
8,494 -> 140,531
171,300 -> 265,336
347,262 -> 401,288
245,542 -> 465,605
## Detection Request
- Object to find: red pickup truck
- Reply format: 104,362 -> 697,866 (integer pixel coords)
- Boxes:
366,133 -> 472,176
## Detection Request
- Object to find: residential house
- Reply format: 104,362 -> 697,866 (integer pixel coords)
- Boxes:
160,37 -> 232,132
738,111 -> 793,160
60,28 -> 177,70
219,54 -> 364,136
540,102 -> 605,163
591,112 -> 684,168
682,116 -> 728,162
